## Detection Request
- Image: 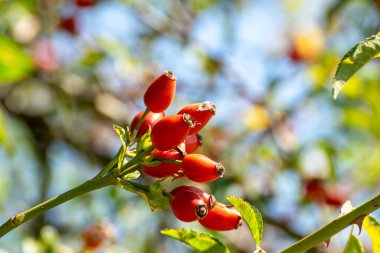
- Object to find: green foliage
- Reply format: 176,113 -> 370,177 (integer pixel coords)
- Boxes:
160,229 -> 229,253
363,216 -> 380,253
226,196 -> 263,249
343,234 -> 364,253
333,33 -> 380,99
0,35 -> 34,84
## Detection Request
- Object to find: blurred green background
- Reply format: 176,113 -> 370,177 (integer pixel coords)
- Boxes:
0,0 -> 380,252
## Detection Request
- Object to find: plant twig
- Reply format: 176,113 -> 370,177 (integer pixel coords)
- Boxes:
0,174 -> 117,238
280,194 -> 380,253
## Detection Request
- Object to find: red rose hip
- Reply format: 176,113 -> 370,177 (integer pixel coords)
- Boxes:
170,185 -> 216,209
178,101 -> 216,134
184,133 -> 202,154
199,203 -> 242,231
182,154 -> 225,182
169,189 -> 208,222
151,114 -> 196,151
130,111 -> 165,137
144,71 -> 176,113
142,149 -> 183,178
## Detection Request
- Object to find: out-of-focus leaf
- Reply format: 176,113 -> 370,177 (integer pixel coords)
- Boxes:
0,108 -> 6,146
244,105 -> 269,132
161,229 -> 229,253
343,234 -> 364,253
363,215 -> 380,253
0,35 -> 34,84
80,50 -> 105,67
333,33 -> 380,99
226,196 -> 263,249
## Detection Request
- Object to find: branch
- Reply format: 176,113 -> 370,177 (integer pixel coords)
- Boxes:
280,194 -> 380,253
0,174 -> 117,238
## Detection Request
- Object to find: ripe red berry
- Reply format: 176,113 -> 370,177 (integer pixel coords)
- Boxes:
151,114 -> 196,151
184,133 -> 202,154
130,111 -> 165,137
59,17 -> 77,35
177,101 -> 216,135
76,0 -> 96,7
199,203 -> 242,231
182,154 -> 225,182
144,71 -> 176,113
169,189 -> 208,222
142,149 -> 183,178
170,185 -> 216,209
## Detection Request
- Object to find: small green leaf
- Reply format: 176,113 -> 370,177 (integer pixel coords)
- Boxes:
226,196 -> 263,249
161,229 -> 229,253
343,234 -> 364,253
333,33 -> 380,99
136,129 -> 152,153
122,170 -> 141,180
0,35 -> 35,84
363,215 -> 380,253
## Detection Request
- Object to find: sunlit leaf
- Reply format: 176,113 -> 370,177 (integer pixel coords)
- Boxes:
343,234 -> 364,253
363,215 -> 380,253
333,33 -> 380,99
161,229 -> 229,253
0,35 -> 34,84
226,196 -> 263,249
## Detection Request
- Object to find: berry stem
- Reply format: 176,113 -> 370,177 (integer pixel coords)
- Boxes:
280,194 -> 380,253
94,147 -> 123,179
131,108 -> 151,141
0,174 -> 117,238
154,158 -> 183,165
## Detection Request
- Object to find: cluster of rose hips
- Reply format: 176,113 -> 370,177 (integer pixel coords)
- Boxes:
130,71 -> 242,231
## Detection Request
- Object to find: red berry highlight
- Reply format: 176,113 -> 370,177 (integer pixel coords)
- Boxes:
142,149 -> 183,178
199,203 -> 242,231
178,101 -> 216,134
144,71 -> 176,113
130,111 -> 165,137
182,154 -> 225,182
151,114 -> 196,151
169,189 -> 208,222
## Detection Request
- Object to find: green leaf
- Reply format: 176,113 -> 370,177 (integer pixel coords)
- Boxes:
136,129 -> 152,153
333,33 -> 380,99
226,196 -> 263,249
343,234 -> 364,253
0,35 -> 34,84
363,215 -> 380,253
120,179 -> 168,211
122,170 -> 141,180
161,229 -> 229,253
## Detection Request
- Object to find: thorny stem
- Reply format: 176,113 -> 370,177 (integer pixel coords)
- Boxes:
0,174 -> 117,238
280,194 -> 380,253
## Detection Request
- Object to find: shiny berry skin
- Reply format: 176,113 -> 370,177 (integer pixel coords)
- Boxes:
76,0 -> 96,7
199,203 -> 242,231
178,101 -> 216,135
144,71 -> 176,113
182,154 -> 225,182
170,185 -> 216,209
130,111 -> 165,137
169,189 -> 208,222
184,133 -> 202,154
151,114 -> 196,151
142,149 -> 183,178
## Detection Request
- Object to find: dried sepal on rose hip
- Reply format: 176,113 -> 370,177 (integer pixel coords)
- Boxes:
184,133 -> 202,154
170,185 -> 216,210
130,111 -> 165,137
151,114 -> 196,151
142,149 -> 183,178
178,101 -> 216,135
144,71 -> 176,113
182,154 -> 225,182
169,188 -> 208,222
199,202 -> 242,231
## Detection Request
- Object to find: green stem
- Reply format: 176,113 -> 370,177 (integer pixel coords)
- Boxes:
130,108 -> 150,141
280,194 -> 380,253
0,174 -> 117,238
154,158 -> 183,165
95,147 -> 122,178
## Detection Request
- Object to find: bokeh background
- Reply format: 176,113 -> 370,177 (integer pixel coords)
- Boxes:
0,0 -> 380,252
